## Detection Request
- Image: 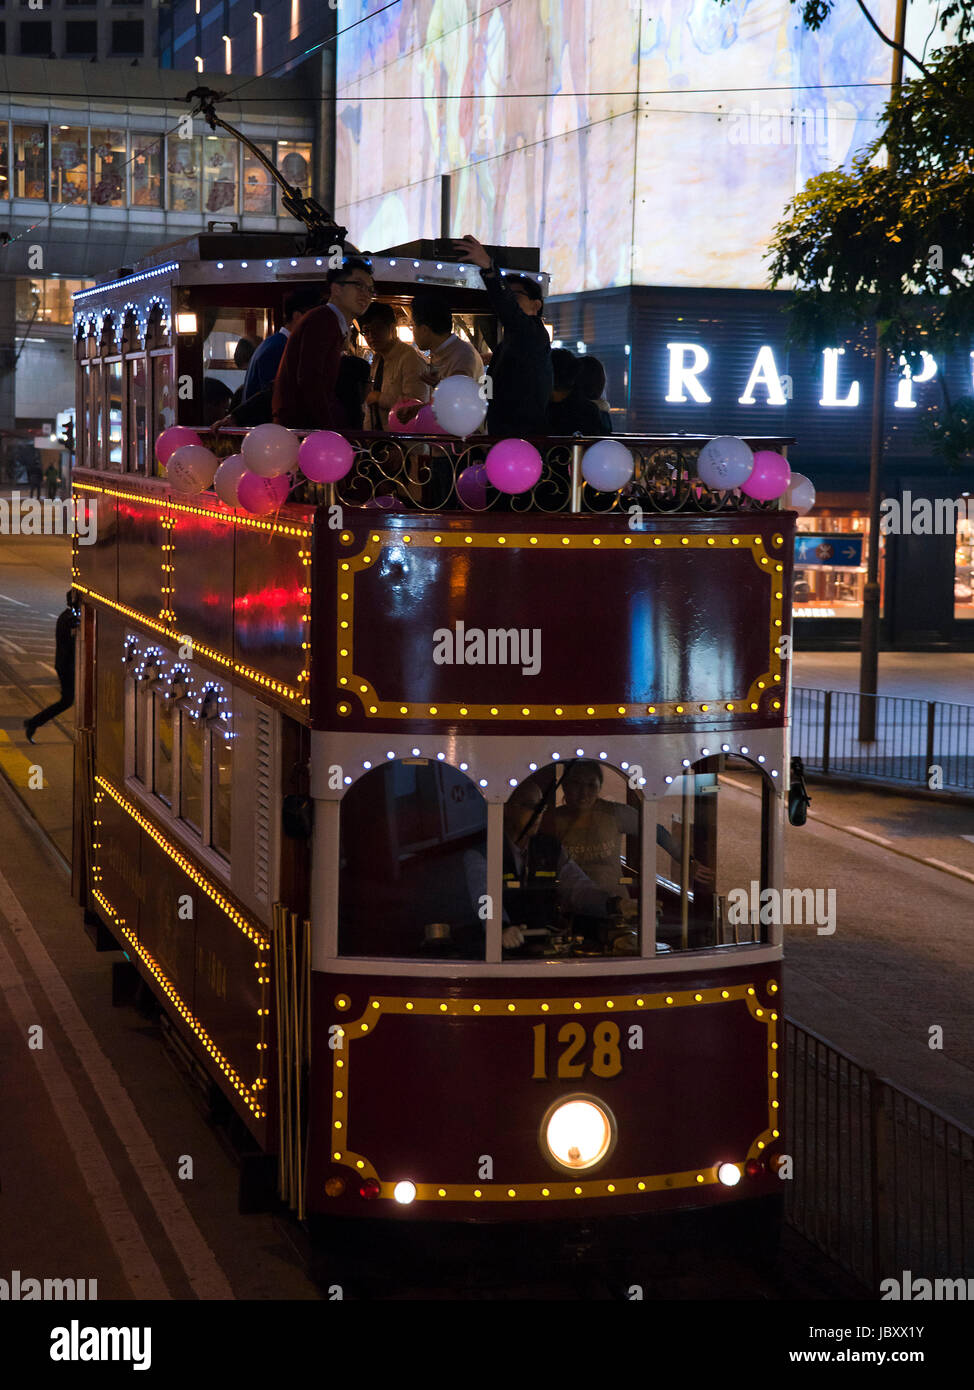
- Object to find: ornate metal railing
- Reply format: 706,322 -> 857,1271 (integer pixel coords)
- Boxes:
201,429 -> 794,516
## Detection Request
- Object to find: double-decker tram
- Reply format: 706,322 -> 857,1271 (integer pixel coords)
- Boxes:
71,200 -> 797,1264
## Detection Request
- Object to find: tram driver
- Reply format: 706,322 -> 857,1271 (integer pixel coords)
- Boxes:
464,780 -> 633,955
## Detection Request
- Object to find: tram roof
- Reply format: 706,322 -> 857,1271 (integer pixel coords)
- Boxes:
81,232 -> 549,301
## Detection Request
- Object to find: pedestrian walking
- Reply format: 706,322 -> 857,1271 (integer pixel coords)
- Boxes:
44,462 -> 61,500
23,591 -> 79,743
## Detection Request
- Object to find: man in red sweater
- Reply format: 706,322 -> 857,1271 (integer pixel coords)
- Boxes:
272,256 -> 374,429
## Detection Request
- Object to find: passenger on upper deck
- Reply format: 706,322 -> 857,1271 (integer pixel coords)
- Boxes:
359,302 -> 430,429
242,286 -> 323,401
546,349 -> 604,436
410,290 -> 485,388
272,256 -> 374,430
454,234 -> 552,438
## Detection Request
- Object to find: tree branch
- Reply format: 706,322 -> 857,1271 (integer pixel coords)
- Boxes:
853,0 -> 933,78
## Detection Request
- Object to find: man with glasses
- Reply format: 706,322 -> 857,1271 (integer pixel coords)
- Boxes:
454,234 -> 552,439
272,256 -> 374,430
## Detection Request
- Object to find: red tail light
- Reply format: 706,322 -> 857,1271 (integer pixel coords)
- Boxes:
359,1177 -> 381,1199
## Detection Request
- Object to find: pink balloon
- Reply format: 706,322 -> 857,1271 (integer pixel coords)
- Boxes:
363,494 -> 406,512
484,438 -> 543,495
298,430 -> 354,483
156,426 -> 202,467
456,463 -> 487,509
387,398 -> 423,432
413,404 -> 445,435
741,450 -> 791,501
237,470 -> 291,515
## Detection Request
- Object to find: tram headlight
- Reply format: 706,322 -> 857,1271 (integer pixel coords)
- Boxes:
393,1181 -> 416,1205
541,1096 -> 616,1172
717,1162 -> 742,1187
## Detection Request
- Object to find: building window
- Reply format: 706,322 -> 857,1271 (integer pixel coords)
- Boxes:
203,134 -> 237,214
110,19 -> 142,53
167,134 -> 200,212
65,19 -> 97,54
90,129 -> 126,206
12,124 -> 47,199
794,500 -> 881,620
956,516 -> 974,620
16,278 -> 93,325
51,126 -> 89,204
276,140 -> 311,195
0,123 -> 8,198
131,132 -> 162,207
242,142 -> 274,214
19,19 -> 51,55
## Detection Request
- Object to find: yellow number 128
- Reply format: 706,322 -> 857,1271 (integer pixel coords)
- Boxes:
531,1020 -> 622,1080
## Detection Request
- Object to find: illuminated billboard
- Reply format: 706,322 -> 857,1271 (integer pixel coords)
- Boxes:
335,0 -> 943,294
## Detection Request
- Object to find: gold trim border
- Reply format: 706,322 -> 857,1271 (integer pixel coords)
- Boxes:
335,528 -> 787,721
328,981 -> 780,1203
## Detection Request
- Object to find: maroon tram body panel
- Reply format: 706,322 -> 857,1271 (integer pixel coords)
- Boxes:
307,963 -> 783,1221
312,511 -> 793,737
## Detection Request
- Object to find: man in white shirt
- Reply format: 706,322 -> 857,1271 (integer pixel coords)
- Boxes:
411,290 -> 485,387
360,302 -> 430,429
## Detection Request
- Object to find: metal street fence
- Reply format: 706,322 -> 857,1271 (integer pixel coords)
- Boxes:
792,687 -> 974,793
784,1019 -> 974,1291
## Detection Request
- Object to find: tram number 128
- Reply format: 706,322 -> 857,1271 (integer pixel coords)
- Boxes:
531,1021 -> 623,1080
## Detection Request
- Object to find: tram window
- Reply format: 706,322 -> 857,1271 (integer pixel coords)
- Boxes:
168,135 -> 201,213
133,682 -> 149,784
51,126 -> 89,205
242,142 -> 275,214
152,353 -> 173,473
153,692 -> 174,808
490,765 -> 640,960
131,133 -> 162,208
179,712 -> 204,833
203,135 -> 238,214
652,756 -> 767,952
209,730 -> 232,859
12,125 -> 47,199
91,129 -> 126,207
202,310 -> 269,399
339,760 -> 487,959
107,361 -> 123,470
127,357 -> 147,472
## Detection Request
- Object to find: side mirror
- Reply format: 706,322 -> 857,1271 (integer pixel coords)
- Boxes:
788,755 -> 811,827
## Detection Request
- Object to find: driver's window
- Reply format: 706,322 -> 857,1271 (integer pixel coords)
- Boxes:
498,762 -> 641,959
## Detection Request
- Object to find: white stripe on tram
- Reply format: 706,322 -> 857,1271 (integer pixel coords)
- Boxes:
0,865 -> 235,1301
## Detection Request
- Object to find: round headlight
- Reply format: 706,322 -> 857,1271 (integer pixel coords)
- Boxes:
393,1180 -> 416,1204
541,1096 -> 616,1172
717,1162 -> 742,1187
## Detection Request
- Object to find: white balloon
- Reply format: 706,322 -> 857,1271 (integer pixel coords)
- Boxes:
432,375 -> 487,437
166,444 -> 219,494
784,472 -> 816,515
581,438 -> 634,491
213,453 -> 249,506
697,436 -> 754,490
242,422 -> 300,477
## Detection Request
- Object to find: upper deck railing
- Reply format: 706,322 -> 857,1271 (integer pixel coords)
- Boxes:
198,429 -> 796,516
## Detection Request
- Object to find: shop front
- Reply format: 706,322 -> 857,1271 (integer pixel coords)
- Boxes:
546,285 -> 974,651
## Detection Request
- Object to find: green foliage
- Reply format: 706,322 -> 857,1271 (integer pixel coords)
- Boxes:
918,396 -> 974,464
713,0 -> 974,41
